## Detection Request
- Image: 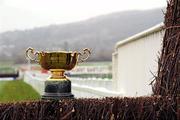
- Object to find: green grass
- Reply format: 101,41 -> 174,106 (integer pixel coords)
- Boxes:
78,62 -> 112,66
70,74 -> 112,79
0,80 -> 40,103
0,67 -> 16,74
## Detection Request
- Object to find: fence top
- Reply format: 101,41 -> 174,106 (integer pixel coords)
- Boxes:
115,23 -> 164,49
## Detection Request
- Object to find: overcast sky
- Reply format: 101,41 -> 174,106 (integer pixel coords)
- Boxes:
0,0 -> 166,33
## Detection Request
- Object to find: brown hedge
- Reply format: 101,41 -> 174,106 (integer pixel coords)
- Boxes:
152,0 -> 180,96
0,97 -> 178,120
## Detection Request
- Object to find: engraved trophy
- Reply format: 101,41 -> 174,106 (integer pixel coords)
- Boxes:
26,47 -> 90,99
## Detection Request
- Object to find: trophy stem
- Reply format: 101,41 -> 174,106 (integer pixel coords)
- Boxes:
49,69 -> 67,80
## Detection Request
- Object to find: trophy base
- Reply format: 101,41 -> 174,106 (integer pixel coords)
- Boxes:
42,93 -> 74,100
41,79 -> 74,100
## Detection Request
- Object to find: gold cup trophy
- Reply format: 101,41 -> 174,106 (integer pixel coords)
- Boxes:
26,47 -> 91,99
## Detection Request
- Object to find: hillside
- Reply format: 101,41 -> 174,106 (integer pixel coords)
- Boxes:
0,8 -> 164,63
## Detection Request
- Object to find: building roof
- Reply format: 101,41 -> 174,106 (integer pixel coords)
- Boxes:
115,23 -> 164,49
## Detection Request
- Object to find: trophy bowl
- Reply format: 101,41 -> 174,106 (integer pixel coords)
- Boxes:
26,47 -> 91,80
26,47 -> 90,99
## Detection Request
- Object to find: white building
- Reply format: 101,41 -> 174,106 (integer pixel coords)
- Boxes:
112,23 -> 164,97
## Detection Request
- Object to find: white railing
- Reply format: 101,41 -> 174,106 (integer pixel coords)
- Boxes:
24,71 -> 122,98
113,23 -> 164,96
24,71 -> 45,95
71,77 -> 113,91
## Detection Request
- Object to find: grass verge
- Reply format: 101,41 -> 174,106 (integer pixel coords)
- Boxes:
0,80 -> 40,103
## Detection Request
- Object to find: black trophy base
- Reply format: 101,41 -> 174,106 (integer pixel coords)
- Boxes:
41,80 -> 74,100
42,93 -> 74,100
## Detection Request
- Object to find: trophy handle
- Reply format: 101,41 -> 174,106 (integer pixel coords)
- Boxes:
25,47 -> 39,62
78,48 -> 91,62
